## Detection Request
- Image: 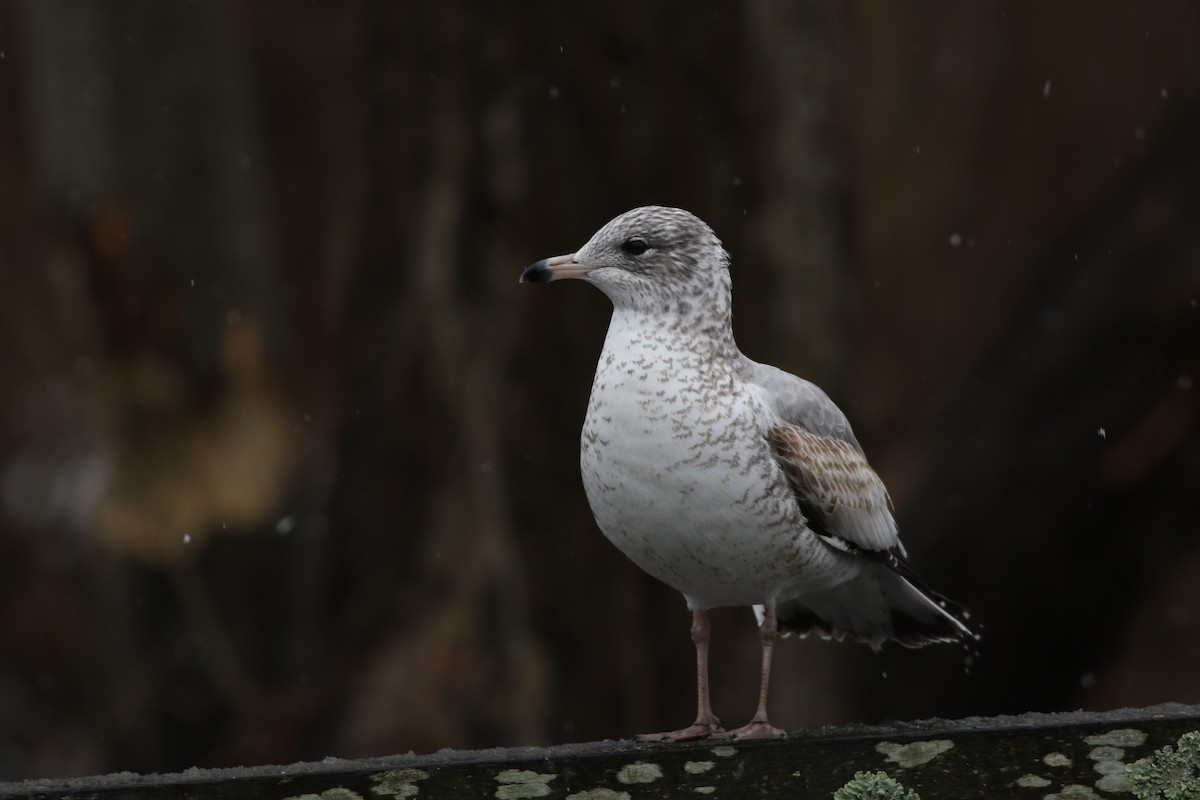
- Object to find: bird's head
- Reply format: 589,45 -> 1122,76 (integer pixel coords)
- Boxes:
521,206 -> 732,318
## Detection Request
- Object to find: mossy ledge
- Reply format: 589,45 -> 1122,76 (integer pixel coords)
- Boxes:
1,704 -> 1198,800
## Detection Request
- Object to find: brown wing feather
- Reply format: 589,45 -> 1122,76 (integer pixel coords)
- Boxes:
766,422 -> 899,553
767,421 -> 975,645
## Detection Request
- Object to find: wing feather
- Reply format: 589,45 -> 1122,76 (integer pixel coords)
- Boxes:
766,421 -> 900,553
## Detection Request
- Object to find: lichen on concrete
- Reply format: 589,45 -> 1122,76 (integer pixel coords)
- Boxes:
615,761 -> 663,784
1126,730 -> 1200,800
1095,773 -> 1133,794
684,760 -> 714,774
875,739 -> 954,768
564,789 -> 630,800
1085,728 -> 1147,748
710,745 -> 737,758
285,789 -> 365,800
1016,774 -> 1050,788
371,768 -> 429,798
494,768 -> 556,799
1043,752 -> 1072,768
1043,785 -> 1101,800
832,770 -> 920,800
1088,745 -> 1126,763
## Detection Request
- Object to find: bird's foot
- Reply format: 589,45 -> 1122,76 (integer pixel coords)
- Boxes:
721,719 -> 786,740
636,718 -> 724,743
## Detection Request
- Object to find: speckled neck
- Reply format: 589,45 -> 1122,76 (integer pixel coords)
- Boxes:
598,265 -> 740,363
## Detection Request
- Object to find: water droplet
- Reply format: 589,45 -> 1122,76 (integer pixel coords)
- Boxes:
1043,79 -> 1052,97
949,232 -> 963,247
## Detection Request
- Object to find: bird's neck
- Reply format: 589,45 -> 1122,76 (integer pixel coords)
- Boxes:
606,302 -> 741,365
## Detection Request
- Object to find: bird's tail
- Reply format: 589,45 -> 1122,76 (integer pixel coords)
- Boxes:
768,564 -> 974,651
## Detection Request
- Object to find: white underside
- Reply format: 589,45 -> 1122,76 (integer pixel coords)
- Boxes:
579,314 -> 859,610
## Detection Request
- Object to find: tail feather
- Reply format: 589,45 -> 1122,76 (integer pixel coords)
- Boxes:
768,563 -> 973,651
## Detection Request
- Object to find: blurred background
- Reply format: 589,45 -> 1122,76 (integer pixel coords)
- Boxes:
0,0 -> 1198,781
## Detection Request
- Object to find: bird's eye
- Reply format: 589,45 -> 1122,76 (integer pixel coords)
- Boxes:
621,238 -> 650,256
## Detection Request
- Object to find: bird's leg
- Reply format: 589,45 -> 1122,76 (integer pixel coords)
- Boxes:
636,609 -> 724,742
725,604 -> 786,739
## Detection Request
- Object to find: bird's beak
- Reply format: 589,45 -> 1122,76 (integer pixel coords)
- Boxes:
520,253 -> 596,283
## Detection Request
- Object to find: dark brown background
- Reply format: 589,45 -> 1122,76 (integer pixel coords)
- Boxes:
0,0 -> 1198,781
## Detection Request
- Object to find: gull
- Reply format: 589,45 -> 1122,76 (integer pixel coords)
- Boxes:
521,206 -> 971,741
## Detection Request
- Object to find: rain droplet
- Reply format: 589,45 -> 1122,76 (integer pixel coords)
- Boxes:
949,232 -> 963,247
1043,79 -> 1052,97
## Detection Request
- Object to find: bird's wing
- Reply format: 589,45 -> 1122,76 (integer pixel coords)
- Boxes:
748,360 -> 973,643
745,361 -> 864,450
744,358 -> 898,552
766,421 -> 900,553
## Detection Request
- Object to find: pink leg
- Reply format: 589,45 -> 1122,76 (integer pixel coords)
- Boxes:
637,609 -> 724,742
725,604 -> 786,739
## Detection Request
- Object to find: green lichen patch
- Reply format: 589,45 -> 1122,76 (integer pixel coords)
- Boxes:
564,790 -> 630,800
1044,752 -> 1073,767
1092,755 -> 1128,775
285,790 -> 365,800
832,770 -> 920,800
875,739 -> 954,769
1126,730 -> 1200,800
1085,728 -> 1148,748
615,761 -> 663,784
684,760 -> 715,774
1016,773 -> 1050,788
1088,745 -> 1126,763
1095,773 -> 1133,794
1043,785 -> 1101,800
1088,742 -> 1132,793
693,788 -> 715,795
372,769 -> 429,798
710,745 -> 738,758
495,768 -> 556,799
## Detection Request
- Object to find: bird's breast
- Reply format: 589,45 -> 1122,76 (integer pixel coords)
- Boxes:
578,332 -> 812,606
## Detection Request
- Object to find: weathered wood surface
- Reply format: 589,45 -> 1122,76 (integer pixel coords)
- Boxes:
1,704 -> 1197,800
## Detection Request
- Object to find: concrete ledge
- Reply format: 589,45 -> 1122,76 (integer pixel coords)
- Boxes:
2,704 -> 1198,799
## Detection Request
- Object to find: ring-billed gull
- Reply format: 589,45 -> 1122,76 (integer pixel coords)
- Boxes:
521,206 -> 972,741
